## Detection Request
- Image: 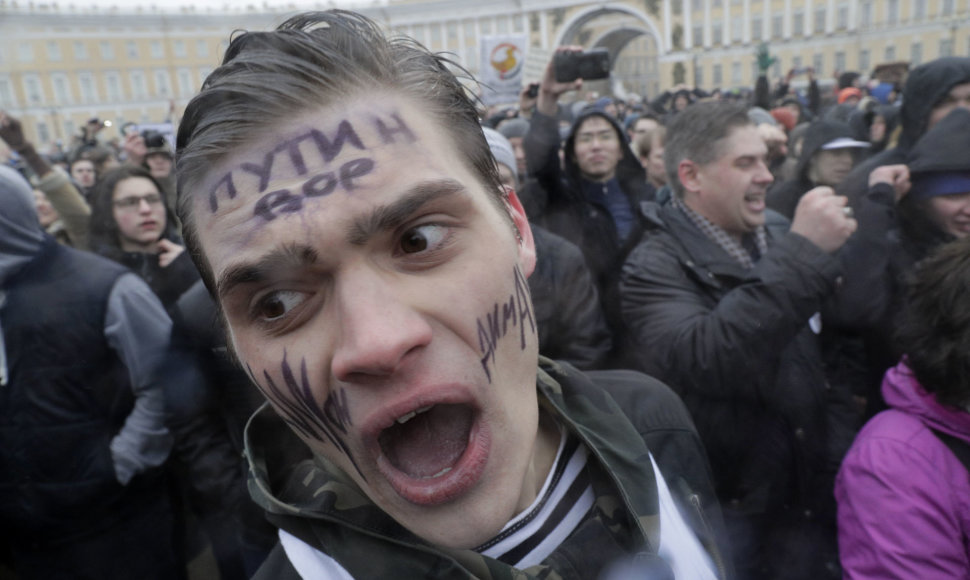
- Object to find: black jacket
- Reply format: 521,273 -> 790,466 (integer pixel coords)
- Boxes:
768,120 -> 861,219
529,225 -> 612,370
838,57 -> 970,207
620,200 -> 856,577
524,108 -> 652,361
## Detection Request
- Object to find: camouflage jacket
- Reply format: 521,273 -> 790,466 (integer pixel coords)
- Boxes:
246,358 -> 729,579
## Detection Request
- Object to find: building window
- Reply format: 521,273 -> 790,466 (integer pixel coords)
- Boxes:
24,75 -> 43,105
154,70 -> 171,97
911,42 -> 922,65
100,41 -> 114,60
814,7 -> 826,33
130,71 -> 147,100
177,69 -> 194,97
793,10 -> 804,35
447,21 -> 458,46
412,24 -> 426,44
52,74 -> 71,105
887,0 -> 899,24
837,4 -> 849,28
772,14 -> 783,38
813,54 -> 824,76
430,23 -> 442,48
106,72 -> 123,102
196,39 -> 209,58
17,44 -> 33,62
64,120 -> 75,140
792,55 -> 803,71
497,15 -> 509,34
861,2 -> 873,28
0,77 -> 15,108
463,19 -> 474,40
126,41 -> 138,58
151,40 -> 164,59
74,41 -> 88,60
713,63 -> 723,86
37,122 -> 50,145
174,40 -> 187,58
480,18 -> 492,35
731,61 -> 741,85
79,73 -> 97,103
835,51 -> 846,73
693,24 -> 704,46
47,41 -> 62,61
772,59 -> 782,78
859,49 -> 870,72
732,16 -> 742,43
712,23 -> 723,45
942,0 -> 954,16
199,67 -> 213,84
752,15 -> 763,41
940,38 -> 954,57
885,45 -> 896,61
914,0 -> 926,20
694,65 -> 703,87
513,15 -> 524,33
693,0 -> 703,10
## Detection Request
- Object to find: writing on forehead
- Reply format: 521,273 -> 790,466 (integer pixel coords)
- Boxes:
207,112 -> 419,216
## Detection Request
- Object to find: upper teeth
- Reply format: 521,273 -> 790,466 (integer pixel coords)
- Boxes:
396,405 -> 432,425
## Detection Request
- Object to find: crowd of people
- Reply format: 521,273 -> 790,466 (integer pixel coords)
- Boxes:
2,10 -> 969,579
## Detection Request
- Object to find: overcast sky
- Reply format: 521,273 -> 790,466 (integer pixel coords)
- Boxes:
64,0 -> 375,12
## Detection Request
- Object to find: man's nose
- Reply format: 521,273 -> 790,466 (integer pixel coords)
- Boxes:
330,268 -> 433,382
137,198 -> 153,212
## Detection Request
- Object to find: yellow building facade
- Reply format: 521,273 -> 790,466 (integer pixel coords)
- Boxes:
1,0 -> 968,148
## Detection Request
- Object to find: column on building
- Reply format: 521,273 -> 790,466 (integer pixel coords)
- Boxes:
663,0 -> 672,51
683,0 -> 693,48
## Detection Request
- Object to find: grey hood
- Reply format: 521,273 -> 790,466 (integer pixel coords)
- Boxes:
0,165 -> 44,386
0,165 -> 44,286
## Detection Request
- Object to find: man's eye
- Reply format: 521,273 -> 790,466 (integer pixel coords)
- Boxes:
399,224 -> 446,254
253,290 -> 307,321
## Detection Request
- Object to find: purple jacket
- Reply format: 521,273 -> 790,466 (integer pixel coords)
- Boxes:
836,361 -> 970,579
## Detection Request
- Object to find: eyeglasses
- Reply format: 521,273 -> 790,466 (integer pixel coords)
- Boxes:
113,193 -> 163,210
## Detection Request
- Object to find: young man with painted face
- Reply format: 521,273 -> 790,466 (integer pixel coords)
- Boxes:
523,48 -> 653,365
620,101 -> 859,579
176,11 -> 727,579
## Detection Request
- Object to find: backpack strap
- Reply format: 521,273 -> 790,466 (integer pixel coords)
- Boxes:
929,427 -> 970,472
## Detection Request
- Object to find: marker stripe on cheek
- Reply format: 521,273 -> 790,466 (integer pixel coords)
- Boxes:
249,354 -> 366,481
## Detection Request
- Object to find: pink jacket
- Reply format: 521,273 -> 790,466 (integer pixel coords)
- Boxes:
836,361 -> 970,579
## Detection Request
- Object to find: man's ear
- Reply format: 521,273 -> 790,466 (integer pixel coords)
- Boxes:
503,186 -> 536,278
677,159 -> 702,195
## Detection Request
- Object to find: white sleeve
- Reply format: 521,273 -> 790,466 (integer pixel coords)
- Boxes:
279,529 -> 356,580
651,454 -> 719,580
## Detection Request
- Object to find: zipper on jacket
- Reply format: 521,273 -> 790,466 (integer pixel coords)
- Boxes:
680,479 -> 729,580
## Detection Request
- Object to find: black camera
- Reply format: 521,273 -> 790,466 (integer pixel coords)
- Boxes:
554,49 -> 611,83
142,130 -> 166,149
526,83 -> 539,98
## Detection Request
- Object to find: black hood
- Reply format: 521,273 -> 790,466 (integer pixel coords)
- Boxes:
899,57 -> 970,149
907,107 -> 970,176
563,107 -> 646,186
794,120 -> 862,181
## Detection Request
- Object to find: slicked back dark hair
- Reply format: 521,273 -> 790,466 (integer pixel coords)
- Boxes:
663,101 -> 752,197
175,10 -> 500,293
895,236 -> 970,408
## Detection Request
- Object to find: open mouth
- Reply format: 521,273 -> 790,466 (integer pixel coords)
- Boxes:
375,402 -> 487,506
744,193 -> 766,211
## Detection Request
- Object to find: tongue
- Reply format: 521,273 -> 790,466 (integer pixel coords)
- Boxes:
379,404 -> 473,479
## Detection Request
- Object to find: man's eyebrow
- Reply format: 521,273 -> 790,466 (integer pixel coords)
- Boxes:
346,178 -> 468,246
216,244 -> 319,300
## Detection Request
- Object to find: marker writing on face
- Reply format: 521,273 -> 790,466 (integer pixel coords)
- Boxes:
249,352 -> 365,480
476,266 -> 536,383
207,112 -> 417,219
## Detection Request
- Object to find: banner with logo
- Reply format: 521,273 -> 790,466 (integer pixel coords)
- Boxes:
479,35 -> 528,106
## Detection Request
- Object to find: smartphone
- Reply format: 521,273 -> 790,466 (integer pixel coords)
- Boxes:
526,83 -> 539,98
554,49 -> 611,83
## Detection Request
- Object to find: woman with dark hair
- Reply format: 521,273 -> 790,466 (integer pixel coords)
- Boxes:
834,107 -> 970,414
835,235 -> 970,579
89,165 -> 199,307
